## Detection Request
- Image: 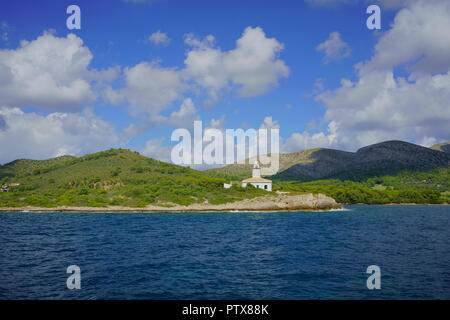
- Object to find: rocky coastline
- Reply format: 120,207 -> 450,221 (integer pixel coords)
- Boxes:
0,193 -> 341,213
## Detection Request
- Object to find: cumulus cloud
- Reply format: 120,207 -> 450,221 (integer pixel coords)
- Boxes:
316,32 -> 351,63
139,137 -> 171,162
0,107 -> 120,164
149,30 -> 171,46
123,98 -> 198,139
184,26 -> 289,102
282,121 -> 336,152
359,0 -> 450,78
304,0 -> 450,151
260,116 -> 280,130
0,32 -> 97,112
107,61 -> 185,115
317,70 -> 450,149
166,98 -> 198,127
108,26 -> 289,123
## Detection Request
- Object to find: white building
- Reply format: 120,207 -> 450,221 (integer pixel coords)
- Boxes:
242,161 -> 272,191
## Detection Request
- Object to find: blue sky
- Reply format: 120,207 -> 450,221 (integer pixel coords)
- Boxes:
0,0 -> 449,165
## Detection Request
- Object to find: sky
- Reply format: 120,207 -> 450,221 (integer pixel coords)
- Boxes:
0,0 -> 449,166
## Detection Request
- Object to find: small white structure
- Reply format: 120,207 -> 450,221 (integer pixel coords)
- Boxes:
223,182 -> 232,189
242,161 -> 272,191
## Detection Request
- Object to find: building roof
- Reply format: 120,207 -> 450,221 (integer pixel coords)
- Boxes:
242,177 -> 272,183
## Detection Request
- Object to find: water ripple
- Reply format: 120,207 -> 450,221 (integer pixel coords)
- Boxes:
0,206 -> 449,299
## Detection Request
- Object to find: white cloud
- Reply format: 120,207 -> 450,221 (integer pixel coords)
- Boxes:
260,116 -> 280,130
208,115 -> 226,129
184,33 -> 216,48
139,137 -> 171,162
316,32 -> 351,64
122,98 -> 198,139
184,26 -> 289,102
108,61 -> 185,115
123,116 -> 155,139
359,0 -> 450,78
0,32 -> 97,112
282,121 -> 338,152
225,27 -> 290,97
0,107 -> 120,164
279,0 -> 450,152
317,70 -> 450,149
149,30 -> 171,46
108,26 -> 289,120
305,0 -> 450,151
166,98 -> 198,127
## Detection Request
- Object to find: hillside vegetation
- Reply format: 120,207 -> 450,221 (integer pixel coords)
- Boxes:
431,141 -> 450,153
1,140 -> 449,207
204,148 -> 337,180
276,167 -> 449,204
206,140 -> 450,204
0,149 -> 268,208
208,141 -> 450,182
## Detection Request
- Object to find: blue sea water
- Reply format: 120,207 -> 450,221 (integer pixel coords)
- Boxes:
0,205 -> 449,300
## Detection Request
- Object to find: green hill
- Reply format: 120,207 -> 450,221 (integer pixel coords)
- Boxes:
204,148 -> 338,180
204,140 -> 450,204
1,140 -> 449,208
207,140 -> 450,182
0,155 -> 76,180
277,141 -> 450,181
0,149 -> 268,208
431,142 -> 450,153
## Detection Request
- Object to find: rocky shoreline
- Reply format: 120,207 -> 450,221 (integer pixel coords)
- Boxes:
0,193 -> 341,213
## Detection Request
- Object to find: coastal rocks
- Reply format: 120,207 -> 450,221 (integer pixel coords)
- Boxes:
0,193 -> 341,212
154,193 -> 341,212
283,193 -> 340,211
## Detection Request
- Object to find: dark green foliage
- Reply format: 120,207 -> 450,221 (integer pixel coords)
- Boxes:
0,149 -> 268,207
209,141 -> 450,183
275,168 -> 448,204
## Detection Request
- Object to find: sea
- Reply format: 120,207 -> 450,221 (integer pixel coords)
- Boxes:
0,205 -> 449,299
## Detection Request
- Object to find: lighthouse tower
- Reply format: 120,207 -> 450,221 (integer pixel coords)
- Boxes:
252,160 -> 261,179
241,160 -> 272,191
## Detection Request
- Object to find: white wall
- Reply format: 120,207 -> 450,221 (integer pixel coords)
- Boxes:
242,182 -> 272,191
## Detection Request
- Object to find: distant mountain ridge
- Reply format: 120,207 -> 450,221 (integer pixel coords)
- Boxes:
207,140 -> 450,182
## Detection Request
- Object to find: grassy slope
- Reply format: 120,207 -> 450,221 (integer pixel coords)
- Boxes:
0,149 -> 268,208
430,142 -> 450,153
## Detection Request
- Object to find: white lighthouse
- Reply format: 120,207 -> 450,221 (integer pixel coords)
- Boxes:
241,160 -> 272,191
